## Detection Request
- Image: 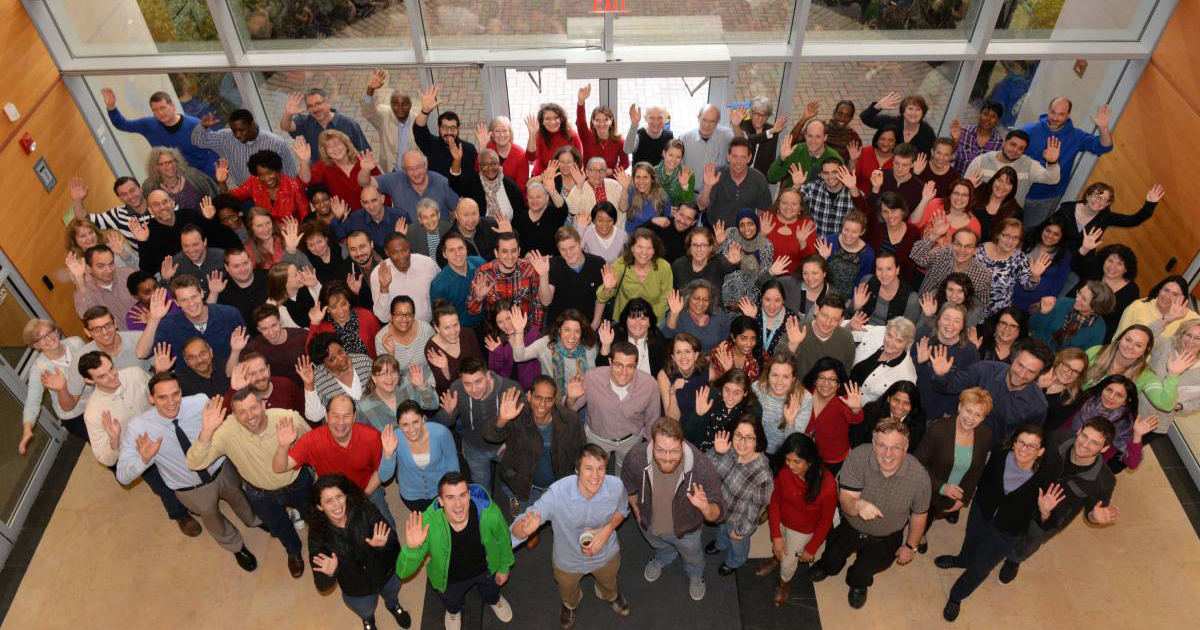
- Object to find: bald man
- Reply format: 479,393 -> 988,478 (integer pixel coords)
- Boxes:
1019,97 -> 1114,226
624,103 -> 675,166
360,149 -> 460,221
679,104 -> 735,192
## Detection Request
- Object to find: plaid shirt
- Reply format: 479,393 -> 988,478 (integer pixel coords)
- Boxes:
911,235 -> 993,303
708,449 -> 774,537
799,179 -> 857,235
466,259 -> 545,329
952,124 -> 1005,175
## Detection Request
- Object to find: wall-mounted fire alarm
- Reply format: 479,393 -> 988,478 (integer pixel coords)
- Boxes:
19,132 -> 36,154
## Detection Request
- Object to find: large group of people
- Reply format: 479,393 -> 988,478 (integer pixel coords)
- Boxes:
30,70 -> 1194,630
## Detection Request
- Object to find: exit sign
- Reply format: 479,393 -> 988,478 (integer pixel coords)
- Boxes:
593,0 -> 629,12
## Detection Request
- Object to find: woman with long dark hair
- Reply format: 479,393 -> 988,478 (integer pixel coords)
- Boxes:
1113,275 -> 1199,339
1038,348 -> 1089,433
525,102 -> 583,177
757,432 -> 838,607
307,473 -> 411,630
1064,374 -> 1155,473
307,281 -> 381,360
850,380 -> 927,451
1069,242 -> 1138,343
482,299 -> 542,390
801,357 -> 865,475
657,332 -> 710,423
691,368 -> 762,451
970,166 -> 1023,240
971,306 -> 1030,363
1012,214 -> 1074,311
597,297 -> 668,376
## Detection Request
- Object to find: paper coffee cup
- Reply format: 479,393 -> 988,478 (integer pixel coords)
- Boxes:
579,532 -> 595,548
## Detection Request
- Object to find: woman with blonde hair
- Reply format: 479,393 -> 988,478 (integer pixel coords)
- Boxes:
18,319 -> 89,453
752,352 -> 811,456
142,146 -> 218,210
1141,318 -> 1200,431
64,218 -> 138,268
297,129 -> 380,209
914,387 -> 994,548
1084,324 -> 1196,413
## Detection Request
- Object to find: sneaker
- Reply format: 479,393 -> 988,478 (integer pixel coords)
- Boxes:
704,541 -> 720,555
943,599 -> 961,622
287,507 -> 306,530
559,604 -> 576,630
997,560 -> 1020,585
490,595 -> 513,623
606,593 -> 630,617
689,576 -> 706,601
643,560 -> 663,583
389,604 -> 411,629
175,514 -> 202,537
444,611 -> 461,630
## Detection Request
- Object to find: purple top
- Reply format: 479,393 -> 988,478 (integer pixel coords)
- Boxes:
488,327 -> 543,390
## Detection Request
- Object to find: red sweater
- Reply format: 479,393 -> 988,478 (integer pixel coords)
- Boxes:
229,174 -> 309,222
768,467 -> 838,554
765,216 -> 818,275
306,307 -> 382,359
805,396 -> 864,464
528,129 -> 583,176
576,103 -> 629,173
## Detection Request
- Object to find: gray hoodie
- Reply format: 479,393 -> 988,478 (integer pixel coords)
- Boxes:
433,372 -> 520,451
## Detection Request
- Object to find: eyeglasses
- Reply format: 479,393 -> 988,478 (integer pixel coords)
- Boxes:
1014,439 -> 1041,451
732,433 -> 756,443
1057,363 -> 1083,376
996,320 -> 1020,330
88,322 -> 116,333
815,375 -> 839,384
653,447 -> 682,457
1086,192 -> 1112,203
33,329 -> 57,345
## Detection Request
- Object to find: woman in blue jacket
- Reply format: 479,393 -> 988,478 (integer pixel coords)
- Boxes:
378,400 -> 460,512
1030,281 -> 1116,351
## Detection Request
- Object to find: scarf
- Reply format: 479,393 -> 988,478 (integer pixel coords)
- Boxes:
1052,305 -> 1096,348
332,310 -> 369,356
550,341 -> 589,393
1070,396 -> 1133,456
591,181 -> 607,204
731,229 -> 768,276
481,174 -> 513,221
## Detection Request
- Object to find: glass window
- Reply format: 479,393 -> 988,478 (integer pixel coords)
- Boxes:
256,68 -> 422,159
961,58 -> 1123,131
804,0 -> 981,41
615,0 -> 796,44
419,0 -> 601,49
87,73 -> 243,181
732,63 -> 786,109
504,69 -> 599,153
225,0 -> 410,51
615,77 -> 713,141
993,0 -> 1157,41
45,0 -> 220,56
430,67 -> 487,141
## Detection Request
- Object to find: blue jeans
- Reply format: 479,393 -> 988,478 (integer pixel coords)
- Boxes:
462,442 -> 502,493
714,522 -> 753,568
500,482 -> 546,520
242,468 -> 313,556
369,487 -> 397,532
343,572 -> 402,620
643,526 -> 705,579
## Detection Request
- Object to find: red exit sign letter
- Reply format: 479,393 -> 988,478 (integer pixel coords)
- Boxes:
593,0 -> 629,13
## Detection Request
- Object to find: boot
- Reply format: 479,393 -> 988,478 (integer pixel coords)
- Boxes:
755,558 -> 780,578
773,579 -> 791,607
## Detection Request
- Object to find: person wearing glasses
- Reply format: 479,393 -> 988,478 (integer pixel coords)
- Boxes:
911,228 -> 992,301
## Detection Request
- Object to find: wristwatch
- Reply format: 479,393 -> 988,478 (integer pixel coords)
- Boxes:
903,542 -> 917,551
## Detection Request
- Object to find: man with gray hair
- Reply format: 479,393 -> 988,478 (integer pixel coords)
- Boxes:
359,149 -> 460,221
624,103 -> 674,166
279,87 -> 370,153
679,104 -> 735,193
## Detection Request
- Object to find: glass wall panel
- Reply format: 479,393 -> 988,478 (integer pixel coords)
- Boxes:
615,0 -> 796,45
419,0 -> 601,49
615,77 -> 713,142
804,0 -> 981,41
225,0 -> 410,51
45,0 -> 219,56
732,63 -> 786,109
993,0 -> 1157,41
960,58 -> 1123,131
86,73 -> 244,181
430,67 -> 487,143
504,69 -> 599,153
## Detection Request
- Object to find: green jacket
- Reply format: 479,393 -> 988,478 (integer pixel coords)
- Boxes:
396,484 -> 515,592
766,144 -> 842,184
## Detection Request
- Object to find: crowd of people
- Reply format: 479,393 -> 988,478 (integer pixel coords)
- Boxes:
28,69 -> 1196,630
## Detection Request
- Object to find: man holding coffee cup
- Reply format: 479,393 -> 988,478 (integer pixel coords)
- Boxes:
510,444 -> 630,630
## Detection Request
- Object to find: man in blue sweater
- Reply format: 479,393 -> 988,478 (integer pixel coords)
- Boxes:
1019,98 -> 1113,227
102,87 -> 218,178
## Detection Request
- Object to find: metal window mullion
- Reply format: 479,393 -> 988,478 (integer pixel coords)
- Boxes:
19,0 -> 72,69
406,0 -> 429,64
204,0 -> 248,66
1059,59 -> 1137,202
603,13 -> 615,54
938,60 -> 983,136
777,0 -> 811,139
235,72 -> 273,134
967,0 -> 1004,53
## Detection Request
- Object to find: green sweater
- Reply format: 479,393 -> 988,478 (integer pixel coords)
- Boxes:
396,484 -> 515,592
1084,345 -> 1180,411
766,144 -> 842,184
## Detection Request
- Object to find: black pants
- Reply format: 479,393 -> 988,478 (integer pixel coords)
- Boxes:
440,571 -> 501,615
402,496 -> 435,513
814,520 -> 903,589
948,501 -> 1018,602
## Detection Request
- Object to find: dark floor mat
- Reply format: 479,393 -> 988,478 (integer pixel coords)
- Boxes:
734,560 -> 823,630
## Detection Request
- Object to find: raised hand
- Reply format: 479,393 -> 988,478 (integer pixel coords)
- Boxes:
408,364 -> 425,390
513,510 -> 541,539
294,355 -> 315,390
276,415 -> 297,446
1039,296 -> 1057,314
835,165 -> 857,192
712,430 -> 731,454
853,282 -> 871,310
788,163 -> 805,188
929,209 -> 950,238
427,347 -> 450,373
783,389 -> 803,427
685,482 -> 710,511
127,217 -> 149,243
291,137 -> 312,164
848,311 -> 868,333
870,168 -> 884,193
796,219 -> 816,246
329,195 -> 350,221
814,236 -> 832,259
381,424 -> 400,459
876,92 -> 903,110
135,433 -> 163,464
418,84 -> 443,113
839,381 -> 863,413
100,87 -> 117,110
152,342 -> 176,372
759,212 -> 776,236
1133,414 -> 1160,440
404,510 -> 430,548
508,306 -> 528,334
483,335 -> 502,353
149,287 -> 171,322
1043,137 -> 1061,164
598,320 -> 615,347
667,289 -> 684,315
283,92 -> 305,117
69,176 -> 89,202
712,344 -> 734,371
919,292 -> 938,318
312,553 -> 338,576
614,169 -> 631,189
703,163 -> 721,188
307,304 -> 327,327
281,217 -> 302,252
100,410 -> 121,445
1091,103 -> 1111,129
524,114 -> 539,137
40,367 -> 67,392
629,103 -> 642,127
577,84 -> 592,105
779,129 -> 795,160
201,396 -> 227,434
364,522 -> 391,548
712,220 -> 728,246
1145,183 -> 1166,203
367,68 -> 387,91
470,271 -> 495,300
1164,295 -> 1191,323
600,263 -> 617,291
1167,349 -> 1198,376
565,373 -> 586,402
803,100 -> 820,120
966,169 -> 982,189
847,140 -> 862,162
195,194 -> 216,220
930,344 -> 954,376
771,114 -> 790,135
438,389 -> 458,415
915,336 -> 932,364
104,231 -> 128,257
448,137 -> 463,162
1037,483 -> 1066,517
358,150 -> 378,173
679,164 -> 693,189
949,117 -> 961,143
475,121 -> 491,148
768,255 -> 792,277
230,326 -> 250,352
1080,227 -> 1104,252
966,325 -> 982,349
913,152 -> 928,176
785,315 -> 806,347
376,257 -> 392,292
298,266 -> 319,288
1029,252 -> 1053,278
160,255 -> 178,281
498,388 -> 525,423
694,385 -> 712,416
64,251 -> 87,281
737,297 -> 758,319
527,250 -> 551,278
920,179 -> 937,205
725,241 -> 743,266
230,361 -> 251,390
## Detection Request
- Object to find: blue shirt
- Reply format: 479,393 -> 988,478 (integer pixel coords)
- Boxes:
531,422 -> 556,488
108,109 -> 219,177
288,111 -> 371,154
430,256 -> 486,329
377,422 -> 460,501
116,394 -> 223,488
331,207 -> 410,253
374,170 -> 460,220
511,475 -> 629,574
152,304 -> 245,370
1019,114 -> 1113,200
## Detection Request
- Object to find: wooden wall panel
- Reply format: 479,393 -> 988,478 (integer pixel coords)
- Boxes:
1084,4 -> 1200,294
0,0 -> 118,337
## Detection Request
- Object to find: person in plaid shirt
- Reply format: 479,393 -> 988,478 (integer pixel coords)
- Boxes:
466,232 -> 550,329
796,158 -> 869,236
949,102 -> 1006,175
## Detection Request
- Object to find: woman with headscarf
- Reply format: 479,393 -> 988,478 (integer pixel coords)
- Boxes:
717,208 -> 775,309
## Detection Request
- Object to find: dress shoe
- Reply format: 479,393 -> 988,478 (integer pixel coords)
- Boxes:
717,563 -> 737,577
559,605 -> 576,630
917,540 -> 928,554
998,559 -> 1020,584
935,555 -> 964,570
943,599 -> 961,622
945,511 -> 960,524
362,616 -> 378,630
527,533 -> 541,550
755,558 -> 780,578
175,514 -> 202,537
389,604 -> 411,629
606,593 -> 630,617
848,587 -> 868,609
704,541 -> 720,555
807,564 -> 828,582
287,553 -> 305,578
773,580 -> 791,607
233,546 -> 257,572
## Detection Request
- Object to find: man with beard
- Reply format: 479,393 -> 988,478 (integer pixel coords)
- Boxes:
412,84 -> 479,179
223,351 -> 304,413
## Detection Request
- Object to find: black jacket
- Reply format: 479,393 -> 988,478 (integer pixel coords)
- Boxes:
308,500 -> 400,597
971,445 -> 1055,536
440,219 -> 499,266
483,405 -> 586,501
448,171 -> 526,222
1035,429 -> 1116,532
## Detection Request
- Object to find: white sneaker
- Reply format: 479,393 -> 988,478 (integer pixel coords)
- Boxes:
287,508 -> 305,530
490,595 -> 513,623
444,610 -> 461,630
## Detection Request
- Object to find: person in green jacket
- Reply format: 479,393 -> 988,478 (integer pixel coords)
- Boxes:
767,119 -> 842,185
397,472 -> 516,630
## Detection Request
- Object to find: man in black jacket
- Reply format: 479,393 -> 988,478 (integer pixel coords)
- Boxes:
448,148 -> 525,222
136,189 -> 241,275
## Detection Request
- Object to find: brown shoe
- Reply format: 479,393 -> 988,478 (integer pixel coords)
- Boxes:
773,579 -> 791,607
287,553 -> 305,578
755,558 -> 780,578
527,533 -> 541,549
175,515 -> 202,537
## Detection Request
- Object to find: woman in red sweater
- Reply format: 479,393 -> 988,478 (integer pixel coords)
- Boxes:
802,357 -> 865,475
525,102 -> 583,177
576,85 -> 629,176
306,281 -> 381,359
759,432 -> 837,606
761,187 -> 817,276
475,117 -> 529,193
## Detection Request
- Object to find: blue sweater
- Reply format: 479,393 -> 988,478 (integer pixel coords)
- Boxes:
377,421 -> 460,500
1019,115 -> 1112,200
430,256 -> 486,328
108,109 -> 219,177
1030,297 -> 1106,352
1012,250 -> 1072,311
